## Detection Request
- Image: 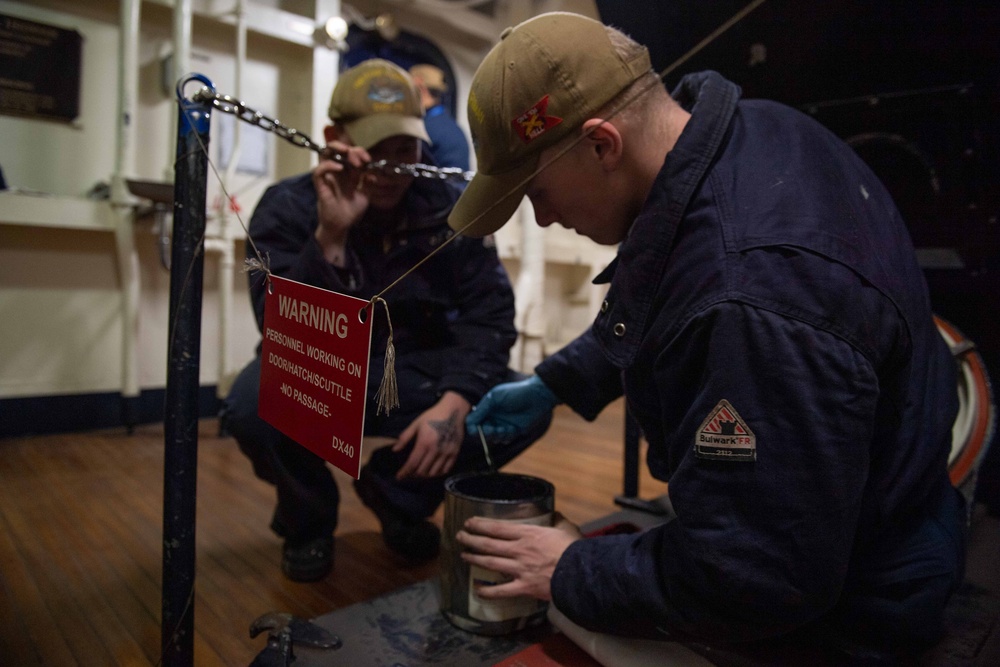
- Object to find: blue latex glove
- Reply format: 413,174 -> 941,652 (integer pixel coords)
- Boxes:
466,375 -> 560,440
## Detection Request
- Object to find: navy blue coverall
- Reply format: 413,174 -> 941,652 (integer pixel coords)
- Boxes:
423,104 -> 471,172
224,171 -> 549,544
539,72 -> 965,657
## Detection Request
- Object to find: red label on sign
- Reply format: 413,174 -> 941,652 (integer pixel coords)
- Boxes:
258,275 -> 373,478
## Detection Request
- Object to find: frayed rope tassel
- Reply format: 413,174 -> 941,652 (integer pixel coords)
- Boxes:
372,297 -> 399,415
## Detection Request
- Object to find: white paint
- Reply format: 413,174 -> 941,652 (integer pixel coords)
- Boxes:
0,0 -> 609,408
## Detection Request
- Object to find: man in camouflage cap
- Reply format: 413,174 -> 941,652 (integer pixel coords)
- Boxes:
223,59 -> 550,582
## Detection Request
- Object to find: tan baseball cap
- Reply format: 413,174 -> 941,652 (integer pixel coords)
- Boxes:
409,64 -> 448,94
448,12 -> 651,237
328,59 -> 430,150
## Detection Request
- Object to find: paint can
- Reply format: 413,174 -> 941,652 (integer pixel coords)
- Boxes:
440,471 -> 555,635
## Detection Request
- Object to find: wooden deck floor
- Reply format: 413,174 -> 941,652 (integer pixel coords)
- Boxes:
0,399 -> 666,666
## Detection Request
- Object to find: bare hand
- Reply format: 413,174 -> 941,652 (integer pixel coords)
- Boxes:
394,391 -> 471,479
455,513 -> 582,601
312,141 -> 371,264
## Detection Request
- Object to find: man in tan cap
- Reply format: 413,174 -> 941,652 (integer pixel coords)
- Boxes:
453,12 -> 964,664
222,59 -> 550,582
409,63 -> 471,171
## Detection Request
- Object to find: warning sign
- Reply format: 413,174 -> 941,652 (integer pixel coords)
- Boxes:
694,399 -> 756,461
258,275 -> 373,478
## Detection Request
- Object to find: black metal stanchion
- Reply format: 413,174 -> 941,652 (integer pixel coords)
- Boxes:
161,73 -> 213,667
614,406 -> 668,515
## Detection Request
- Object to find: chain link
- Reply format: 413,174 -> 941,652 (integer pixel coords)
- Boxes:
191,87 -> 473,181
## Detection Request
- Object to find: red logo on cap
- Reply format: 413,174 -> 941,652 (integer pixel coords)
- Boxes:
512,95 -> 562,143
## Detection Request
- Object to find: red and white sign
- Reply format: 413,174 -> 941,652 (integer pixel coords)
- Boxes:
258,275 -> 373,478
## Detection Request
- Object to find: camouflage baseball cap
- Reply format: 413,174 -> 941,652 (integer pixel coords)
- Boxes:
328,59 -> 430,150
448,12 -> 651,237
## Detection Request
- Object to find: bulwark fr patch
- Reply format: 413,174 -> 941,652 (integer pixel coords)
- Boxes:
695,399 -> 756,461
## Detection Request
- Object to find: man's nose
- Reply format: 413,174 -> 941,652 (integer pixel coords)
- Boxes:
529,202 -> 558,228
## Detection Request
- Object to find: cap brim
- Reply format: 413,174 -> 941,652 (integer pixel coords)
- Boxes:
447,156 -> 538,237
343,115 -> 430,150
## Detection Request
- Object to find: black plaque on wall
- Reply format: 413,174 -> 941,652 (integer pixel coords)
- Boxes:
0,13 -> 82,122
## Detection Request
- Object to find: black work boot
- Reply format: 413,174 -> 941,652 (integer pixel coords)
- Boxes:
281,535 -> 334,582
354,468 -> 441,565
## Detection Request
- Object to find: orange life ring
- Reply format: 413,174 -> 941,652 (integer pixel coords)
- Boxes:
935,315 -> 996,496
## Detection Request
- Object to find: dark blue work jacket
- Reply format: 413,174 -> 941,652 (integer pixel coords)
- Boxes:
246,171 -> 516,410
424,104 -> 471,172
539,72 -> 963,647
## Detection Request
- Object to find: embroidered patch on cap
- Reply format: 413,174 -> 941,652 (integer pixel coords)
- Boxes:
365,78 -> 406,110
695,399 -> 756,461
512,95 -> 563,143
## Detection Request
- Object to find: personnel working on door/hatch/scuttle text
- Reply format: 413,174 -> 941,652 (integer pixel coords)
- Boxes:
451,12 -> 965,664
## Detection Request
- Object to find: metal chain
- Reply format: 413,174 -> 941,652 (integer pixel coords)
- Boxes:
191,87 -> 474,181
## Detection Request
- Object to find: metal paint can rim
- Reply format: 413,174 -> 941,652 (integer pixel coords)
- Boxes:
443,471 -> 554,506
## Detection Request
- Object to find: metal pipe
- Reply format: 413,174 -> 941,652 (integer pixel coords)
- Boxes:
166,0 -> 193,180
113,0 -> 142,426
312,0 -> 342,147
113,0 -> 139,195
112,218 -> 141,428
222,0 -> 245,187
161,73 -> 213,667
513,199 -> 546,371
500,0 -> 545,373
172,0 -> 192,101
216,0 -> 246,399
622,407 -> 641,498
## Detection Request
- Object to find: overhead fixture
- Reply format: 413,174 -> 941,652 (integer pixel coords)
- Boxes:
373,13 -> 399,41
325,16 -> 349,41
317,15 -> 350,51
339,4 -> 400,43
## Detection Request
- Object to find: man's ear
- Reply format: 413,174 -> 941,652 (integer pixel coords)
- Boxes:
581,118 -> 623,170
